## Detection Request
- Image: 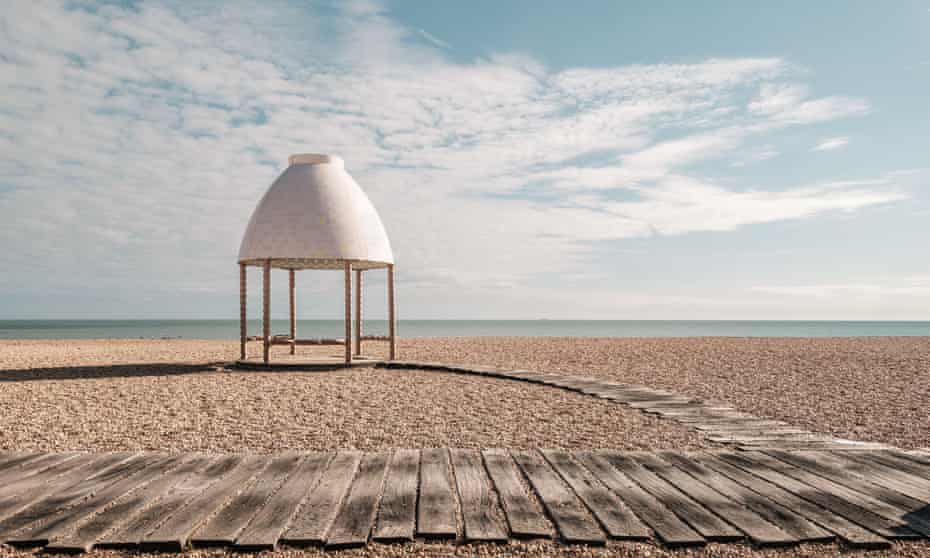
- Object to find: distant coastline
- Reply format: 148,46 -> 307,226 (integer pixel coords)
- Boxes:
2,319 -> 930,339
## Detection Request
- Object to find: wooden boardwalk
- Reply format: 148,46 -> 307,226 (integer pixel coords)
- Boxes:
0,448 -> 929,552
378,361 -> 892,452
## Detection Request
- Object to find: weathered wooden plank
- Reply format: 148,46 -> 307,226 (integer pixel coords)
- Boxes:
45,454 -> 211,553
234,453 -> 331,551
372,449 -> 419,543
659,452 -> 832,543
191,453 -> 301,546
633,452 -> 795,546
325,452 -> 390,548
98,455 -> 241,548
0,453 -> 40,475
574,451 -> 704,547
698,452 -> 889,548
541,450 -> 649,540
828,452 -> 930,503
847,452 -> 930,497
875,450 -> 930,474
766,451 -> 930,509
601,451 -> 741,542
142,454 -> 271,551
0,453 -> 97,511
416,448 -> 457,539
717,452 -> 907,543
451,449 -> 508,542
513,451 -> 604,545
482,449 -> 551,539
0,453 -> 130,528
16,454 -> 183,546
281,451 -> 362,546
0,453 -> 162,544
757,451 -> 930,538
0,453 -> 80,489
889,449 -> 930,469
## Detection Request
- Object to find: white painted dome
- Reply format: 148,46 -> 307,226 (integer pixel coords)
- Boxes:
238,154 -> 393,269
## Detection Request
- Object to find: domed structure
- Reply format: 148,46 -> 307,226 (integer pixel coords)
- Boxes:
238,153 -> 393,270
237,154 -> 396,366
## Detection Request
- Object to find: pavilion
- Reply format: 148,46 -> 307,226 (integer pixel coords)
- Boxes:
237,153 -> 396,366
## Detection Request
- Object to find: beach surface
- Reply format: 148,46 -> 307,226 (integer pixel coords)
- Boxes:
1,337 -> 928,558
1,336 -> 927,449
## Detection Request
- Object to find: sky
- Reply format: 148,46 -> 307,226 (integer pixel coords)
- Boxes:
1,0 -> 929,320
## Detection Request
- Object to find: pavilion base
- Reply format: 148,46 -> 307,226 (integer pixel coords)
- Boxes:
233,354 -> 383,370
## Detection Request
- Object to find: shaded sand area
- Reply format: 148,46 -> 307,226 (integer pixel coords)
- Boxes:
0,341 -> 705,452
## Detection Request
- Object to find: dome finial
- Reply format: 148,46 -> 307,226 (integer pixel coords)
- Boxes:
288,153 -> 344,167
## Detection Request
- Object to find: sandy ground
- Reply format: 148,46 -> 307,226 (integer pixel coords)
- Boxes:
2,336 -> 928,449
0,340 -> 706,452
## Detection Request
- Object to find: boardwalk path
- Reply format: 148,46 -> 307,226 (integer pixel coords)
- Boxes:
0,362 -> 924,552
1,448 -> 930,552
380,361 -> 890,452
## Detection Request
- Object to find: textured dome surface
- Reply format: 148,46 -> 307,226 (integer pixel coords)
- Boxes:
238,154 -> 393,269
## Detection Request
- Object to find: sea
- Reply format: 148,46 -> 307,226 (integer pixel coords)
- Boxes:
1,320 -> 929,339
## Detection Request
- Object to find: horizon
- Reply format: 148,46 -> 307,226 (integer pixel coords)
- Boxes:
2,1 -> 929,320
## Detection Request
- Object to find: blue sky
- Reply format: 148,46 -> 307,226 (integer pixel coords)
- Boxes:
1,0 -> 928,320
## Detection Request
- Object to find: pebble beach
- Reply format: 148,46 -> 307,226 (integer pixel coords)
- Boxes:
1,337 -> 928,558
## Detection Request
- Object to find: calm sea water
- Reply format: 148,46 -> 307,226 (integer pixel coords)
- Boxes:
1,319 -> 929,339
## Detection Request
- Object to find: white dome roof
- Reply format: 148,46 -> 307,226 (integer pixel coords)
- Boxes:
238,154 -> 393,270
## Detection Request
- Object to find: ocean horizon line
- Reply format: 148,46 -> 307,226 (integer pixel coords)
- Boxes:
2,319 -> 930,339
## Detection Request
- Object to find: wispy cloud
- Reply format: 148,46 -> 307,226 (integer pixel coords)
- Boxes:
416,29 -> 450,49
0,0 -> 909,317
812,136 -> 850,151
751,276 -> 930,298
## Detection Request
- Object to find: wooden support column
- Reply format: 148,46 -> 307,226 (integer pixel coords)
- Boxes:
354,269 -> 362,356
262,259 -> 271,365
288,269 -> 296,355
239,263 -> 246,360
388,263 -> 396,360
344,261 -> 352,365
